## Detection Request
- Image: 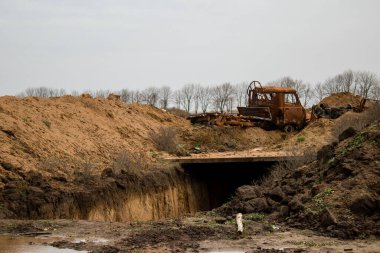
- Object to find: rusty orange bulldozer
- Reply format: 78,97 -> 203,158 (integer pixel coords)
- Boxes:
189,80 -> 366,132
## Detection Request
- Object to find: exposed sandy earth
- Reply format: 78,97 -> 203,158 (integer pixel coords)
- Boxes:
0,95 -> 188,174
0,92 -> 379,253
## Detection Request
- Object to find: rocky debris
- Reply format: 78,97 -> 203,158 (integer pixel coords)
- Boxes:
268,186 -> 287,203
218,121 -> 380,239
349,195 -> 379,215
338,127 -> 357,142
244,198 -> 269,213
236,185 -> 263,201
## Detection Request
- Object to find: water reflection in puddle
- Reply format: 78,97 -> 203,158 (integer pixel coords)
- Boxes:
0,235 -> 87,253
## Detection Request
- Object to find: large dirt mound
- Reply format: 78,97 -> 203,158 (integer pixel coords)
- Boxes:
0,95 -> 188,173
0,95 -> 282,219
218,121 -> 380,239
319,92 -> 363,107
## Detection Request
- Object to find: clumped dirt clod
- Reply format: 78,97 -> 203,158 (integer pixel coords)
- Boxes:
218,121 -> 380,239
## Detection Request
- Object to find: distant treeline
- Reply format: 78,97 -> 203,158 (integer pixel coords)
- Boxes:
18,70 -> 380,113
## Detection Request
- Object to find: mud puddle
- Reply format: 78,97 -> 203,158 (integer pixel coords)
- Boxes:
1,219 -> 379,253
0,235 -> 87,253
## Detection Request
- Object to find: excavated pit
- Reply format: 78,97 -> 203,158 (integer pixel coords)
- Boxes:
182,161 -> 275,209
77,161 -> 275,222
0,162 -> 275,222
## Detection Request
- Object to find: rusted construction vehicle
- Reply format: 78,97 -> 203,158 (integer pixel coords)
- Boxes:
237,81 -> 307,131
190,81 -> 307,132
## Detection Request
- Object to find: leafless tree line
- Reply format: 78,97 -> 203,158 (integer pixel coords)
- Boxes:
20,87 -> 67,98
268,70 -> 379,106
314,70 -> 380,101
18,69 -> 379,113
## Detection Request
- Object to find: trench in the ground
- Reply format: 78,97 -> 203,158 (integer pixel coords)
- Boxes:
85,161 -> 275,221
182,161 -> 275,209
4,161 -> 275,221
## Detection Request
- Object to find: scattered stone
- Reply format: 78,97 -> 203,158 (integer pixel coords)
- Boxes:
317,143 -> 336,164
266,198 -> 280,211
339,127 -> 357,142
278,205 -> 289,218
268,187 -> 286,203
236,185 -> 262,201
350,195 -> 379,215
282,185 -> 296,195
245,198 -> 269,213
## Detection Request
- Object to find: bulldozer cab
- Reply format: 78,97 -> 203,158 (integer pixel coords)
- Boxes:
239,81 -> 306,131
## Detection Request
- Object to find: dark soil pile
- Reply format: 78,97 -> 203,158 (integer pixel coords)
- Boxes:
218,121 -> 380,239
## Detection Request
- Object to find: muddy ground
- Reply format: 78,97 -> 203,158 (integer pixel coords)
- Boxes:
0,216 -> 379,253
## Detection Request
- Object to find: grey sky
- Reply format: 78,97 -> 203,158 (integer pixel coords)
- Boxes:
0,0 -> 379,95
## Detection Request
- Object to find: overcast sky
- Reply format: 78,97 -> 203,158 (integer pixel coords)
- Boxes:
0,0 -> 379,95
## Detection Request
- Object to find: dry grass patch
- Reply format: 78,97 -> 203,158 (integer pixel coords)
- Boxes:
150,127 -> 178,154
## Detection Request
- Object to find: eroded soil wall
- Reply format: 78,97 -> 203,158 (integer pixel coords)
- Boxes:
0,166 -> 210,221
1,161 -> 273,222
86,170 -> 210,221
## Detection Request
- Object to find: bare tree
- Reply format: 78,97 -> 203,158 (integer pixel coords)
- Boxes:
159,86 -> 171,109
355,71 -> 378,98
268,76 -> 295,88
198,86 -> 212,113
302,83 -> 314,107
142,87 -> 159,106
120,89 -> 130,102
130,90 -> 143,103
71,90 -> 80,96
193,84 -> 202,114
24,87 -> 66,98
226,96 -> 234,113
173,89 -> 182,109
92,89 -> 111,98
181,84 -> 195,112
314,82 -> 325,102
341,69 -> 355,93
212,83 -> 234,113
323,77 -> 340,96
324,70 -> 355,94
235,82 -> 248,107
370,84 -> 380,100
